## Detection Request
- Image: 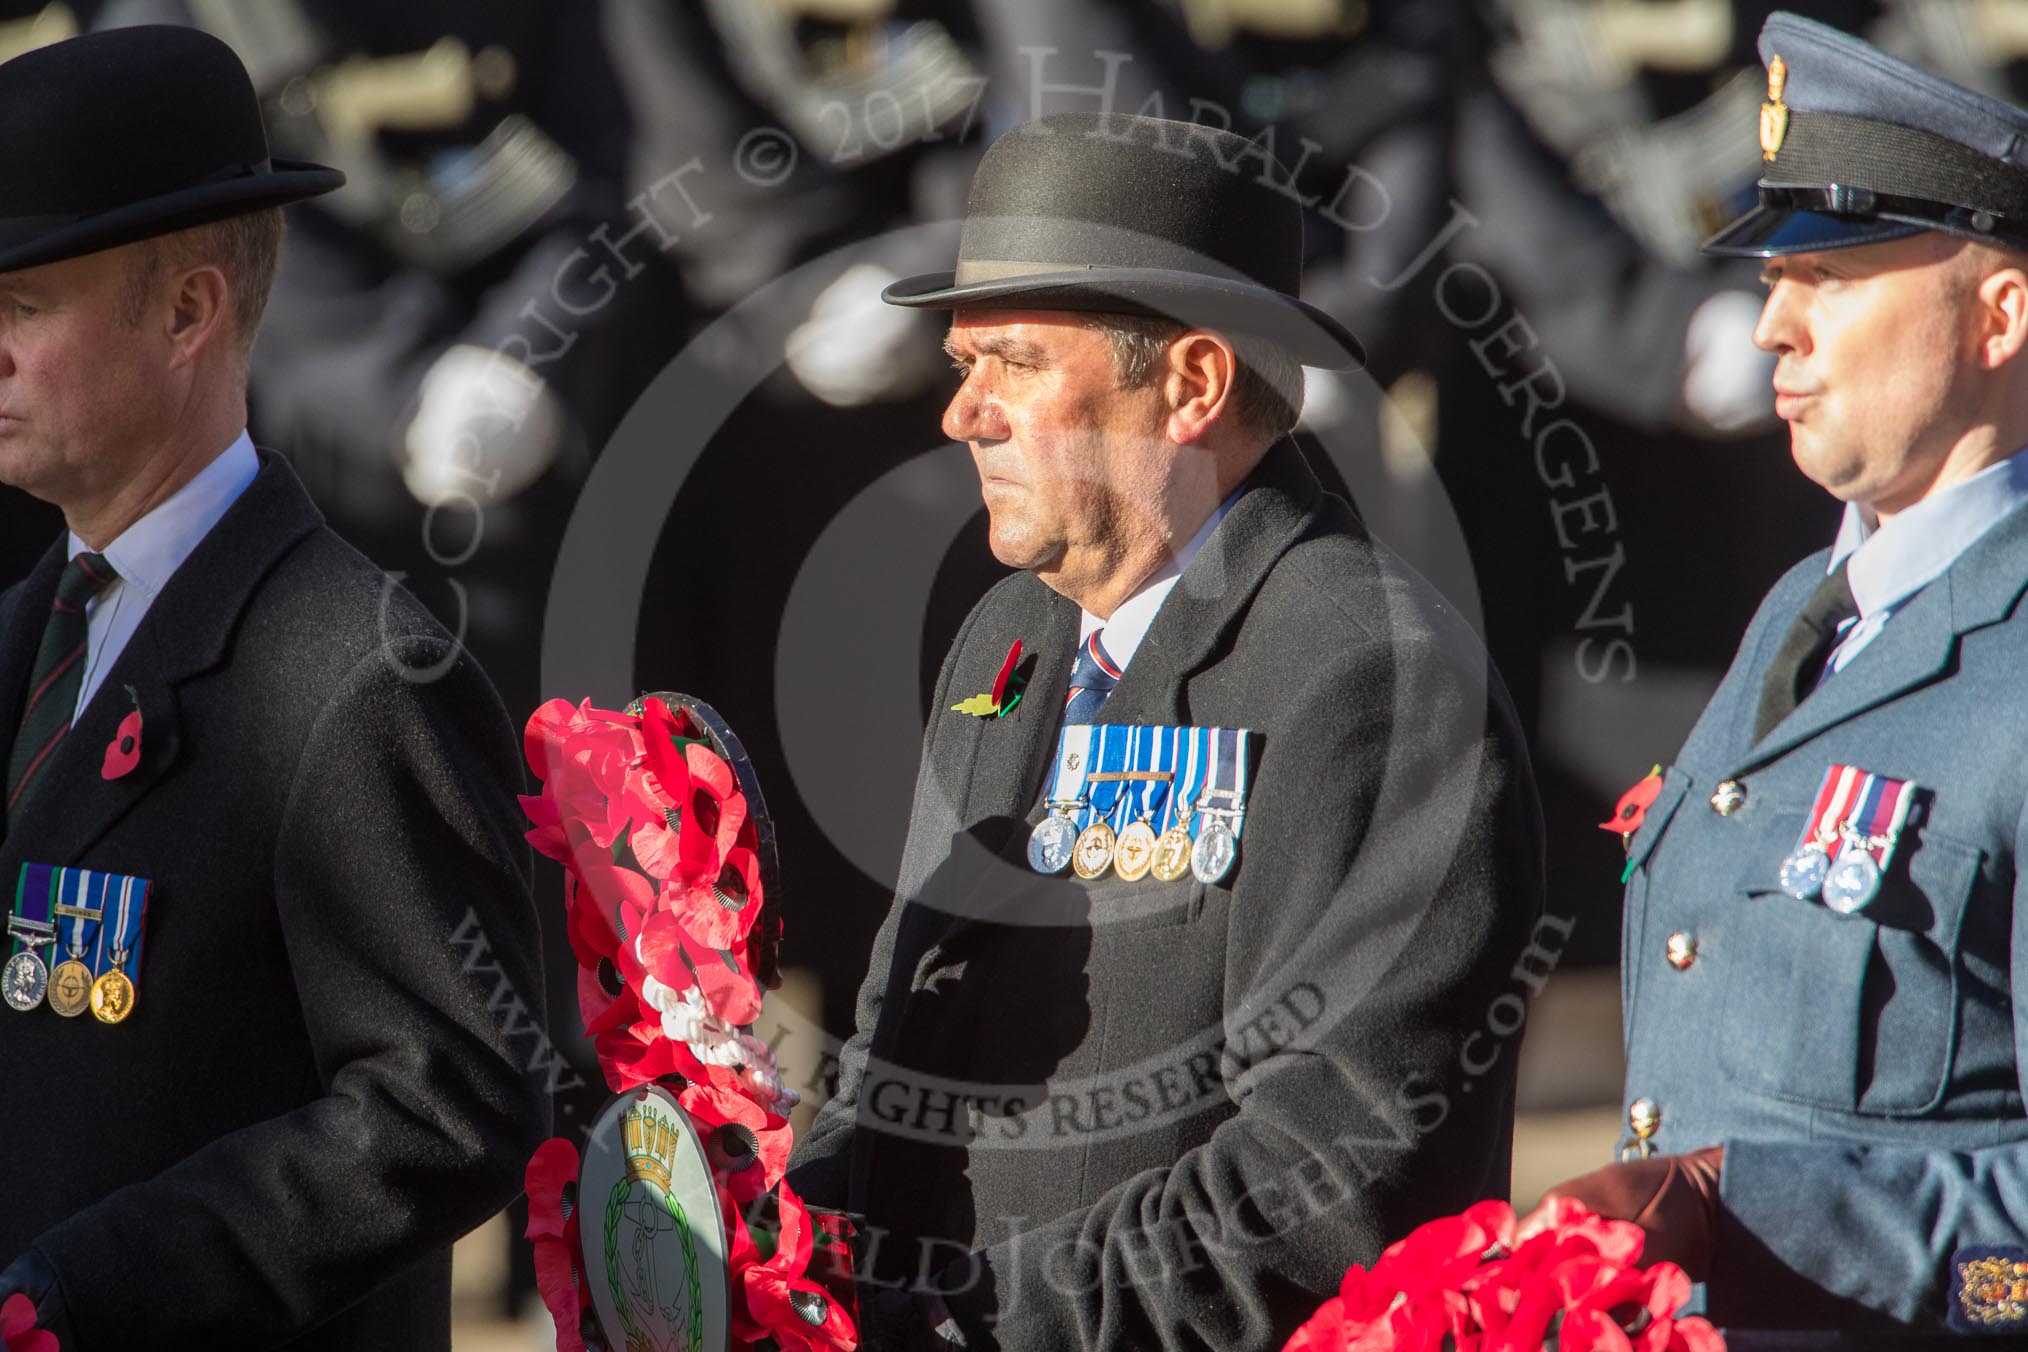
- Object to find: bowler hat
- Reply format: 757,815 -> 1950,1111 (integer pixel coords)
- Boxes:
1705,12 -> 2028,257
883,112 -> 1364,369
0,25 -> 343,274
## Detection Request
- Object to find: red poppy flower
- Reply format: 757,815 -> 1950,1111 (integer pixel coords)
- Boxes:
636,908 -> 764,1027
101,696 -> 142,780
732,1182 -> 859,1351
661,843 -> 765,952
992,638 -> 1023,711
1367,1199 -> 1514,1297
679,1062 -> 792,1202
568,861 -> 653,967
525,698 -> 645,851
633,740 -> 749,886
1282,1200 -> 1722,1352
524,1137 -> 588,1352
1599,767 -> 1664,835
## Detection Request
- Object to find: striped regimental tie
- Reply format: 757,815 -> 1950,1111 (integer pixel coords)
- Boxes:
7,551 -> 117,814
1063,628 -> 1122,725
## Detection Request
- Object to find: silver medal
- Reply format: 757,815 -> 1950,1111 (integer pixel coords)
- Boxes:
1028,813 -> 1078,874
1777,844 -> 1831,900
1821,850 -> 1882,914
1190,817 -> 1238,885
2,949 -> 49,1012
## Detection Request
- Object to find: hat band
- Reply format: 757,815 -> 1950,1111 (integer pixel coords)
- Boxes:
0,157 -> 279,253
952,257 -> 1102,285
1764,110 -> 2028,222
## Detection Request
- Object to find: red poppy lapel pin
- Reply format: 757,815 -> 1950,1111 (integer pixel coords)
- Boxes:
101,685 -> 142,781
1600,764 -> 1664,837
1601,763 -> 1665,880
952,638 -> 1028,718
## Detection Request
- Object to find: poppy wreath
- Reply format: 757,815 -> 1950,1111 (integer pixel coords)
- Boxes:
519,697 -> 856,1352
1282,1199 -> 1725,1352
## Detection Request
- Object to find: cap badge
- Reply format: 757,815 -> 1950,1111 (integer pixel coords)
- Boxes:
1761,54 -> 1790,161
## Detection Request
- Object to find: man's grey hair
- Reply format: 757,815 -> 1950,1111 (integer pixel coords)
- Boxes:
119,206 -> 287,356
1081,312 -> 1304,441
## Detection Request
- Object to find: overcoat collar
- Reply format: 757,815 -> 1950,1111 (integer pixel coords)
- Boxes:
1732,494 -> 2028,771
0,452 -> 323,864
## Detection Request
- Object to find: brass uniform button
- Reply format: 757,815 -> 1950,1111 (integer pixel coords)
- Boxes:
1619,1097 -> 1662,1161
1666,932 -> 1698,970
1711,780 -> 1747,815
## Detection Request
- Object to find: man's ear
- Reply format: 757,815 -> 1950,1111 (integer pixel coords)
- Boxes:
1163,330 -> 1238,445
1979,255 -> 2028,372
164,262 -> 232,370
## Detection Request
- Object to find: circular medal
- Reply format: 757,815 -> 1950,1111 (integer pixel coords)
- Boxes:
1776,843 -> 1831,901
1151,825 -> 1195,882
1821,850 -> 1882,914
1190,818 -> 1238,885
47,958 -> 93,1018
1027,814 -> 1078,875
2,950 -> 48,1012
1072,821 -> 1117,880
90,969 -> 135,1024
1114,821 -> 1158,881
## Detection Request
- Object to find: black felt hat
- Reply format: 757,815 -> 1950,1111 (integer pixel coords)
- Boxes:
884,112 -> 1364,369
1704,12 -> 2028,257
0,25 -> 343,274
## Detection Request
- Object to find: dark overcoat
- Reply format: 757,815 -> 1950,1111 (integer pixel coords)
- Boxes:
0,454 -> 550,1349
790,442 -> 1546,1350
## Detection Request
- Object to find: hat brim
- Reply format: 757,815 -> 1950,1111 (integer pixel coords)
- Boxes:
0,158 -> 345,273
883,267 -> 1365,370
1700,204 -> 1930,257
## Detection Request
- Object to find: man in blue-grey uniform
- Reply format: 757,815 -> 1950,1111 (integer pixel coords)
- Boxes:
1525,10 -> 2028,1342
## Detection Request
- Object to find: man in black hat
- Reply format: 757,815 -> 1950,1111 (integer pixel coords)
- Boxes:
1522,11 -> 2028,1341
787,111 -> 1545,1350
0,25 -> 548,1349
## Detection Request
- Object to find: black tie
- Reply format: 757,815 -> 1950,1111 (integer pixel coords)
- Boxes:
7,552 -> 118,814
1754,561 -> 1858,742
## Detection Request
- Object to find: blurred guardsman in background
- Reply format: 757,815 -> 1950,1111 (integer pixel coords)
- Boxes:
0,26 -> 547,1348
789,111 -> 1544,1350
1526,11 -> 2028,1341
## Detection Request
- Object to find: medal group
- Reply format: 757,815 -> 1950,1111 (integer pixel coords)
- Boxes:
1028,724 -> 1255,886
1775,764 -> 1918,914
2,864 -> 150,1023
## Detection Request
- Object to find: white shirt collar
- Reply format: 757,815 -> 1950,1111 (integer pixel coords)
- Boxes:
71,431 -> 259,598
1827,448 -> 2028,616
1078,490 -> 1239,670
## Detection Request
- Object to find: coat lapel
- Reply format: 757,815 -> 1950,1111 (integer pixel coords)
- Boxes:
1733,500 -> 2028,772
0,541 -> 66,774
0,454 -> 322,868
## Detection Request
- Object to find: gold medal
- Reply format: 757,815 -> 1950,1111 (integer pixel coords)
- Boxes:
1113,820 -> 1157,881
47,958 -> 92,1018
1151,825 -> 1195,882
1072,821 -> 1117,879
90,968 -> 135,1024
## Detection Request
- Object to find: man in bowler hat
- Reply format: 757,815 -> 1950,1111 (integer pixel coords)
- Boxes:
0,26 -> 548,1348
787,111 -> 1545,1349
1525,11 -> 2028,1340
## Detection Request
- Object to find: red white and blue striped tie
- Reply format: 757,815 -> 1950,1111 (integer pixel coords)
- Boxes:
1064,628 -> 1122,724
